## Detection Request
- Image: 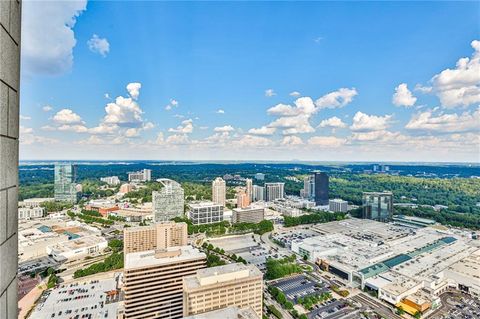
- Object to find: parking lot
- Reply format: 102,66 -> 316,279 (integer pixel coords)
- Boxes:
271,275 -> 327,302
433,292 -> 480,319
308,299 -> 351,319
272,228 -> 318,248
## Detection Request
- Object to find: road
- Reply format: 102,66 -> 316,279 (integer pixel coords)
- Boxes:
351,293 -> 403,319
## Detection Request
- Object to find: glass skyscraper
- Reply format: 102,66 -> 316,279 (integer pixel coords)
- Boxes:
314,172 -> 329,206
362,191 -> 393,222
54,163 -> 78,203
153,178 -> 185,222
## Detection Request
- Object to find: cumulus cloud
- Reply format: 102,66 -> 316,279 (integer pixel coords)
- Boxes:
268,114 -> 315,135
166,134 -> 190,145
126,83 -> 141,100
248,126 -> 276,135
429,40 -> 480,108
405,107 -> 480,133
350,111 -> 393,132
87,34 -> 110,57
315,88 -> 358,109
165,99 -> 179,111
20,126 -> 33,134
289,91 -> 301,97
265,89 -> 276,97
22,0 -> 87,75
351,130 -> 404,142
319,116 -> 347,129
168,119 -> 193,134
214,125 -> 235,132
58,124 -> 88,133
53,109 -> 83,124
392,83 -> 417,107
281,135 -> 303,146
308,136 -> 346,147
42,105 -> 53,112
216,109 -> 225,114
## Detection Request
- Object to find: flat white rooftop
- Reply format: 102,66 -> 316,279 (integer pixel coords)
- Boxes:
184,263 -> 262,290
125,245 -> 205,269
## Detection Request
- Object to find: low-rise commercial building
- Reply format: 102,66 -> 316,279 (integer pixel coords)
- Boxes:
188,201 -> 224,225
183,263 -> 263,317
232,206 -> 265,224
19,197 -> 54,208
329,199 -> 348,213
46,235 -> 108,262
100,176 -> 121,186
128,169 -> 152,182
18,206 -> 45,220
124,246 -> 206,319
123,222 -> 188,254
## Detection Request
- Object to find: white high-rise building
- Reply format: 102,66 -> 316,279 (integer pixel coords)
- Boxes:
212,177 -> 226,207
265,183 -> 285,202
128,169 -> 152,182
301,175 -> 315,200
153,179 -> 185,222
188,201 -> 224,225
329,199 -> 348,213
246,178 -> 253,201
253,185 -> 264,202
100,176 -> 120,186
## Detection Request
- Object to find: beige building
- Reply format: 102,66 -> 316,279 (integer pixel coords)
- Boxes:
183,263 -> 263,317
182,306 -> 259,319
212,177 -> 226,207
123,222 -> 188,254
124,246 -> 207,319
236,190 -> 250,209
232,207 -> 265,224
245,178 -> 253,201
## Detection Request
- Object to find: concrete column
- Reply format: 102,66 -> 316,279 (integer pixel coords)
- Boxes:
0,0 -> 21,318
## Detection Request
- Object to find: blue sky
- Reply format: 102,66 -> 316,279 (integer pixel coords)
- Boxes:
20,1 -> 480,162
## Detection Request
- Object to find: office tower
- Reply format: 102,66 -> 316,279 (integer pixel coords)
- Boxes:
252,185 -> 264,202
188,202 -> 224,225
264,183 -> 285,202
54,163 -> 78,203
123,222 -> 188,254
329,199 -> 348,213
183,263 -> 263,317
211,177 -> 226,206
245,178 -> 253,201
0,3 -> 20,317
128,168 -> 152,182
301,175 -> 315,200
153,178 -> 185,222
236,190 -> 250,209
232,207 -> 265,224
100,176 -> 120,186
254,173 -> 265,181
314,172 -> 329,206
124,246 -> 207,319
119,183 -> 133,194
362,191 -> 393,222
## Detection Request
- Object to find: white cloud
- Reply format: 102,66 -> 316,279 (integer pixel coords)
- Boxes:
20,126 -> 33,134
58,124 -> 88,133
265,89 -> 276,97
126,82 -> 141,100
315,88 -> 358,109
168,119 -> 193,134
430,40 -> 480,108
21,133 -> 59,145
53,109 -> 83,124
166,134 -> 190,145
281,135 -> 303,146
319,116 -> 347,128
88,123 -> 118,135
268,114 -> 315,135
125,128 -> 140,137
289,91 -> 301,97
165,99 -> 179,110
267,97 -> 316,117
308,136 -> 346,147
22,0 -> 87,75
42,105 -> 53,112
104,93 -> 110,99
351,130 -> 404,142
405,107 -> 480,133
392,83 -> 417,107
143,122 -> 155,130
76,135 -> 105,145
214,125 -> 235,133
20,115 -> 31,120
235,135 -> 273,147
248,126 -> 276,135
87,34 -> 110,57
216,109 -> 225,114
350,111 -> 393,132
103,96 -> 143,126
414,84 -> 433,94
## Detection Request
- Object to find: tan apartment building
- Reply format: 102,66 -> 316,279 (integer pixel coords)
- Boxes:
123,221 -> 188,253
183,263 -> 263,317
123,246 -> 207,319
232,207 -> 265,224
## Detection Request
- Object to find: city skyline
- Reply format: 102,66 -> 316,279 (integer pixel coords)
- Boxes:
19,1 -> 479,162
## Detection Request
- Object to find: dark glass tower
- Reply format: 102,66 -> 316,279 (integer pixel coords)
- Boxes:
314,172 -> 329,205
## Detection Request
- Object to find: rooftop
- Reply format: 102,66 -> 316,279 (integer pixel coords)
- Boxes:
124,245 -> 205,269
182,306 -> 259,319
184,263 -> 262,290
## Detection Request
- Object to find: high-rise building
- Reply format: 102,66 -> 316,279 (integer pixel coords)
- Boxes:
182,306 -> 260,319
362,191 -> 393,222
314,172 -> 329,206
100,176 -> 120,186
253,185 -> 264,202
245,178 -> 253,201
128,169 -> 152,182
236,190 -> 250,209
188,201 -> 224,225
124,246 -> 207,319
54,163 -> 78,203
264,183 -> 285,202
301,175 -> 315,200
183,263 -> 263,317
153,178 -> 185,222
329,199 -> 348,213
232,206 -> 265,224
119,183 -> 133,194
0,3 -> 20,316
123,222 -> 188,254
211,177 -> 226,206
